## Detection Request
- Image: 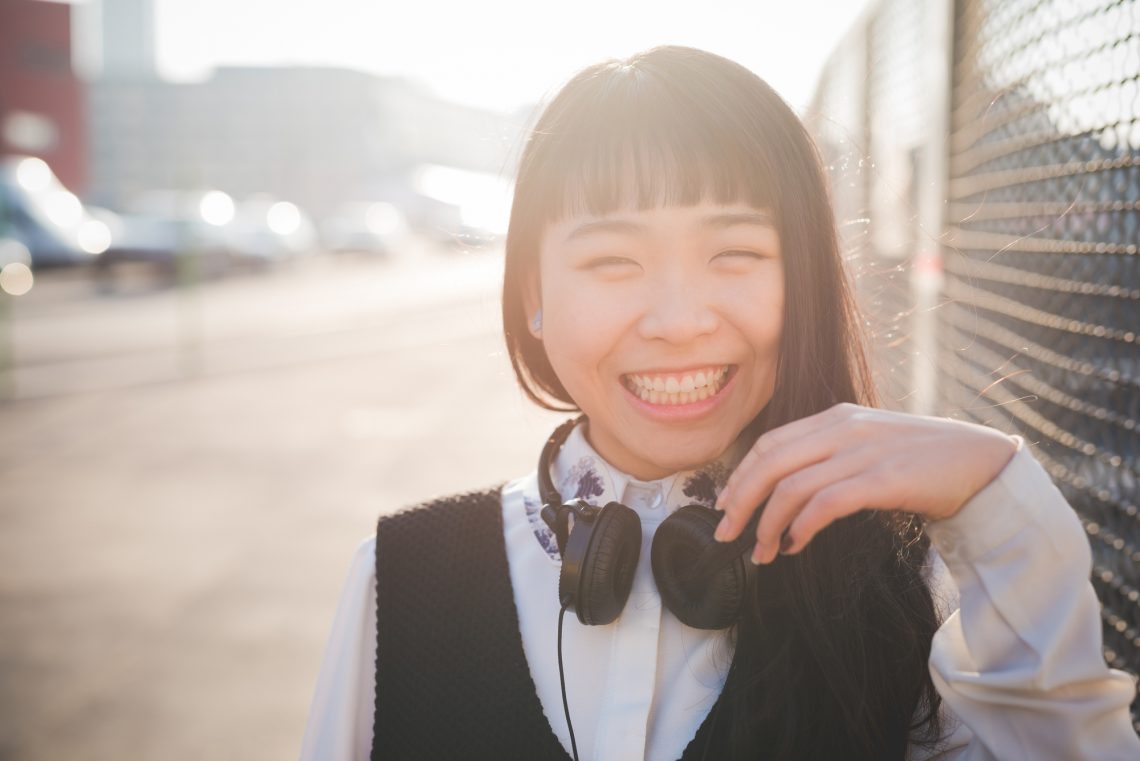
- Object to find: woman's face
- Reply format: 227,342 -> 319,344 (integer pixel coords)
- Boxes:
529,200 -> 784,480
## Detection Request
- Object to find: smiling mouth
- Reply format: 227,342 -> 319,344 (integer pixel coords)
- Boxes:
621,365 -> 736,405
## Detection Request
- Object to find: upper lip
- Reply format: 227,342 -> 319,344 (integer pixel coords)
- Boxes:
623,363 -> 734,376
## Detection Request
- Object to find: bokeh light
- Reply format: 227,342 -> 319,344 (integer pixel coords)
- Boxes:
43,190 -> 82,227
0,262 -> 34,296
267,201 -> 301,235
365,202 -> 401,235
77,219 -> 112,254
199,190 -> 235,226
14,156 -> 50,192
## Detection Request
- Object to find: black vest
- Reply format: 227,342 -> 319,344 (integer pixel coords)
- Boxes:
371,484 -> 733,760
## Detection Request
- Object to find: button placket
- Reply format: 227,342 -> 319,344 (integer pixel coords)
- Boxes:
592,481 -> 665,761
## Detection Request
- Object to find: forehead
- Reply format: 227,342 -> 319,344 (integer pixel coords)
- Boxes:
542,202 -> 778,247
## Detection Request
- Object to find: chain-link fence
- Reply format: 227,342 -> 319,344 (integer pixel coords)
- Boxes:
809,0 -> 1140,731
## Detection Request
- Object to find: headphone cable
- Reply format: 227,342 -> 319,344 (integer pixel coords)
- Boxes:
558,600 -> 580,761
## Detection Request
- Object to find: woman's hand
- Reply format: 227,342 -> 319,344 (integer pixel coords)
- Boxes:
713,402 -> 1020,564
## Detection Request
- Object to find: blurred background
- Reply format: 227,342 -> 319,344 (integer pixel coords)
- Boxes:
0,0 -> 1137,757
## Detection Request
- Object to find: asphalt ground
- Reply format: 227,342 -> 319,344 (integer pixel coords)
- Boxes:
0,240 -> 568,760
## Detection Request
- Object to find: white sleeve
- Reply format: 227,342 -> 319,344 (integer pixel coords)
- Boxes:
299,536 -> 379,761
907,435 -> 1140,761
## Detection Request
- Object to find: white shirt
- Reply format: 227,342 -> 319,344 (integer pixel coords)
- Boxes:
299,421 -> 1140,761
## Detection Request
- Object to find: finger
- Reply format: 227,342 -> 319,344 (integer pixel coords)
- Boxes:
715,423 -> 849,543
717,401 -> 856,510
779,467 -> 893,556
750,447 -> 876,563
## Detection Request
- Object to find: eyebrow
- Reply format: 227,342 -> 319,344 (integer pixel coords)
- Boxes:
563,210 -> 776,243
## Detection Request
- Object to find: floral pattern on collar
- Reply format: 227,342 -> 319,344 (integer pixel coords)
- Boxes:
522,418 -> 749,563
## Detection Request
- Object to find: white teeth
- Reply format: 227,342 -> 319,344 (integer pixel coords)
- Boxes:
624,365 -> 732,406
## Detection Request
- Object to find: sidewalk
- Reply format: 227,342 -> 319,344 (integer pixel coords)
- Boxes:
0,244 -> 567,761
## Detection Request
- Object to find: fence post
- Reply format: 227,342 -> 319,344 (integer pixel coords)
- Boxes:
910,0 -> 955,417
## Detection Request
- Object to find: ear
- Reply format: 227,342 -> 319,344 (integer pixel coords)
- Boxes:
522,272 -> 542,339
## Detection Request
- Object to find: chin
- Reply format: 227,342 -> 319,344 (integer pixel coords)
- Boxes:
637,441 -> 727,474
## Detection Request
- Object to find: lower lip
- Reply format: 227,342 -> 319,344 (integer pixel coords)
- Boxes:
620,367 -> 739,422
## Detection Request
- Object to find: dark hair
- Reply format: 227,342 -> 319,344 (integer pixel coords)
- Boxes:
501,45 -> 945,760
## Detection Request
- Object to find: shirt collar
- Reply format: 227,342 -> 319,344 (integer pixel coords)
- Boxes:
522,417 -> 751,562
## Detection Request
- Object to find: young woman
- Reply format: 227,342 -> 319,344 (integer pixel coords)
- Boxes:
300,45 -> 1140,760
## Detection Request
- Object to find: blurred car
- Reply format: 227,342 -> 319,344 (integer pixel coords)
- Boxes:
319,201 -> 407,257
224,195 -> 318,266
0,156 -> 112,269
405,163 -> 509,251
95,189 -> 236,286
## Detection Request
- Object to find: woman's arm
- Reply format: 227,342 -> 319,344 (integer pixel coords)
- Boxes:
709,403 -> 1139,759
298,536 -> 379,761
909,436 -> 1140,760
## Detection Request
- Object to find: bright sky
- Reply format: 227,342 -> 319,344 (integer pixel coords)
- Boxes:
147,0 -> 874,114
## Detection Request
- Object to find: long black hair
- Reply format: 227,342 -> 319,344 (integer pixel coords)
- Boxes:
501,45 -> 945,760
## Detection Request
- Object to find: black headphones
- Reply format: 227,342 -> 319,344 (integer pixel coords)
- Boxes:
538,415 -> 765,630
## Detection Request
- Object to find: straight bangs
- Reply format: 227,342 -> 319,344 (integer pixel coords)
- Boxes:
527,73 -> 781,230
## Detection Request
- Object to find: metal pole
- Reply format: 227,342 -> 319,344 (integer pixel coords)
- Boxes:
0,283 -> 11,401
175,215 -> 203,379
910,0 -> 955,416
0,192 -> 13,401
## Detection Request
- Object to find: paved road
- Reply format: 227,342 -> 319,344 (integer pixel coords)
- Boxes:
0,242 -> 568,761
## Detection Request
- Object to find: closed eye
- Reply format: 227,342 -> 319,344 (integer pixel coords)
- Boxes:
583,256 -> 638,269
716,250 -> 768,260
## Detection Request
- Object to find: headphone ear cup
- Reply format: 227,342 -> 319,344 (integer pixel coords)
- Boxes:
576,503 -> 642,626
651,505 -> 755,630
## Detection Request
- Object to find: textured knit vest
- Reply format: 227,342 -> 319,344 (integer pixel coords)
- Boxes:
371,483 -> 733,760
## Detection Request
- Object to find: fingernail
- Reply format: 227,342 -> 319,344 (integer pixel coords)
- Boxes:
714,515 -> 730,542
778,533 -> 794,554
750,547 -> 763,565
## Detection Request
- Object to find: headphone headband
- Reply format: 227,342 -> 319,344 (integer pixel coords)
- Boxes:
538,414 -> 587,508
537,414 -> 762,578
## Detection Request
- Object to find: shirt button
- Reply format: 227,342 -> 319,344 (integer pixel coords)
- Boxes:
624,484 -> 662,510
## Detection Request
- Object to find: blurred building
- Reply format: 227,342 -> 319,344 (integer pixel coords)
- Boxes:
87,65 -> 527,223
0,0 -> 86,192
78,0 -> 530,234
100,0 -> 158,78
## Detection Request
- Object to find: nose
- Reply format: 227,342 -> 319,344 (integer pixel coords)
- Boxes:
636,275 -> 719,344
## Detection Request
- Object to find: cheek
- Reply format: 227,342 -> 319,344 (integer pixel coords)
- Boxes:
727,278 -> 784,350
756,303 -> 784,347
541,288 -> 631,378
